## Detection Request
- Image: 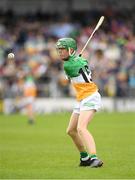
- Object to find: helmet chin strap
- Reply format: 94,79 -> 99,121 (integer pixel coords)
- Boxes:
69,48 -> 76,56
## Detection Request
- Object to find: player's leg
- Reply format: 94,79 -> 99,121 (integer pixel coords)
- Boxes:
66,112 -> 91,166
27,103 -> 35,124
77,110 -> 103,167
66,112 -> 85,152
25,97 -> 35,124
77,110 -> 96,154
77,92 -> 103,167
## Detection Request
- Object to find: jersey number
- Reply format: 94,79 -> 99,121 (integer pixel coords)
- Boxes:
79,65 -> 92,82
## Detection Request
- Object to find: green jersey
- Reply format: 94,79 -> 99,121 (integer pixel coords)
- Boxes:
63,55 -> 91,82
63,55 -> 98,101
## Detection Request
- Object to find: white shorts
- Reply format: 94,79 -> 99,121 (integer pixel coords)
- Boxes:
73,91 -> 102,114
17,97 -> 35,109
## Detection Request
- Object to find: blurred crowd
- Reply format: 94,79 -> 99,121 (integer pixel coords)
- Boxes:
0,7 -> 135,102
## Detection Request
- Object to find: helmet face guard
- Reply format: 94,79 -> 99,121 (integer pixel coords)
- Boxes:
56,38 -> 77,52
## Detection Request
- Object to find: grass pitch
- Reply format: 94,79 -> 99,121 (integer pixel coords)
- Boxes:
0,112 -> 135,179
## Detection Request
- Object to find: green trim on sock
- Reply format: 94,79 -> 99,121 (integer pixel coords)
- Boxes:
80,152 -> 89,158
90,154 -> 97,158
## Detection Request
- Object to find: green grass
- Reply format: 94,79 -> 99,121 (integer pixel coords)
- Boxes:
0,112 -> 135,179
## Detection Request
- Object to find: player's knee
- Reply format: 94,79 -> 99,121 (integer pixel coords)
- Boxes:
66,128 -> 76,137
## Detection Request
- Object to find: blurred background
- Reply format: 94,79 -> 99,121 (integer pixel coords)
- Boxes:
0,0 -> 135,113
